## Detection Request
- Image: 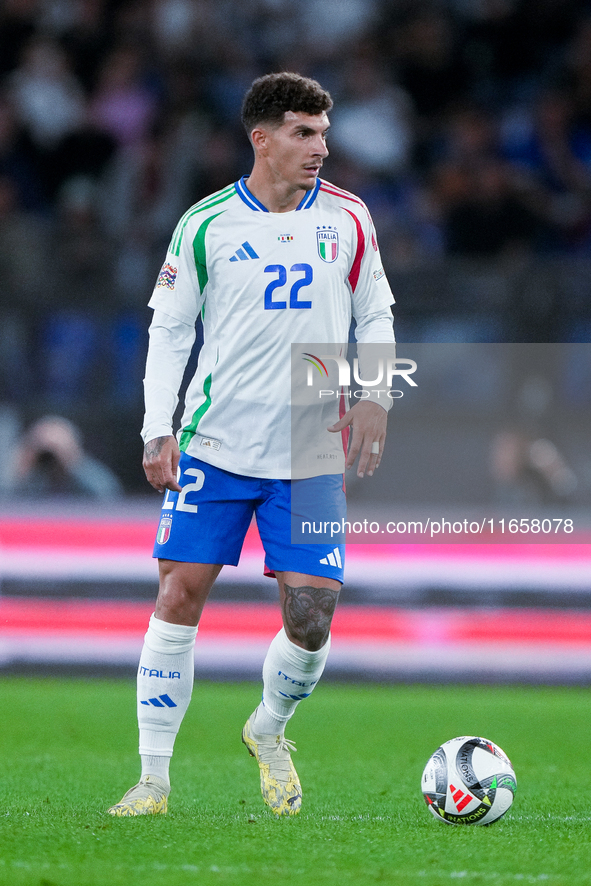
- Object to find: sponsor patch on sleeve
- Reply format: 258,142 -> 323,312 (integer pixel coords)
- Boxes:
373,266 -> 385,282
156,262 -> 178,290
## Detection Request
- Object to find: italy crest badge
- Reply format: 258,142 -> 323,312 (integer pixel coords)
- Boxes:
317,228 -> 339,262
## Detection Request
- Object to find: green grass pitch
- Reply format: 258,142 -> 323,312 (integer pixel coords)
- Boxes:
0,677 -> 590,886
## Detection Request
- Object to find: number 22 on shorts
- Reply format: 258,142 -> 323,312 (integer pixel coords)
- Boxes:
162,468 -> 205,513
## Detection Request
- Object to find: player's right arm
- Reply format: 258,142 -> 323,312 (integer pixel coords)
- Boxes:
141,309 -> 196,492
142,204 -> 211,491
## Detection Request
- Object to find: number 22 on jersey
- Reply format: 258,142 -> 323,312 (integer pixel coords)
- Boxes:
264,263 -> 313,310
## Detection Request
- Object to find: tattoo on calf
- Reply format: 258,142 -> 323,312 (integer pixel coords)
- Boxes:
282,584 -> 339,651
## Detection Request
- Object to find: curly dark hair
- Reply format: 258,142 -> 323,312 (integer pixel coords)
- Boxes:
241,72 -> 333,135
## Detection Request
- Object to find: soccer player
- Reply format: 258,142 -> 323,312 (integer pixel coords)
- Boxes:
108,72 -> 395,818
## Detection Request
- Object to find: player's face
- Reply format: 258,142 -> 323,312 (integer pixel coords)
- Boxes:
260,111 -> 330,192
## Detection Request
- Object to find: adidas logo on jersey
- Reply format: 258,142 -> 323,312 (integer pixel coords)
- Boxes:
229,241 -> 259,261
319,547 -> 342,568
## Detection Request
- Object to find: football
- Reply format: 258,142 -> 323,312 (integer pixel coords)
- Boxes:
421,736 -> 517,825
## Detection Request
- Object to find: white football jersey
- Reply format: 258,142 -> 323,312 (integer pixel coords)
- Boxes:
147,176 -> 394,479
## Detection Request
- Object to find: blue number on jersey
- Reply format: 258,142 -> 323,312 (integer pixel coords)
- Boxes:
264,264 -> 313,309
289,263 -> 313,309
264,264 -> 287,309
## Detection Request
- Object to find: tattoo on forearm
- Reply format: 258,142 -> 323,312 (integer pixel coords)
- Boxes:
282,584 -> 339,651
144,437 -> 169,460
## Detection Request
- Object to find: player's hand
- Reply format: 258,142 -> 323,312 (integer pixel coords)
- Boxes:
327,400 -> 387,478
143,435 -> 182,493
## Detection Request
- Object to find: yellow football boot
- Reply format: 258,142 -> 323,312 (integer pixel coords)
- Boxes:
107,775 -> 170,816
242,717 -> 302,816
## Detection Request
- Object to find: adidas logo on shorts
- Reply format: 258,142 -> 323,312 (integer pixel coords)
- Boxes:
319,547 -> 342,568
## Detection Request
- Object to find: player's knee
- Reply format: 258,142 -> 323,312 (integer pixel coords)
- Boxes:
282,582 -> 338,651
156,560 -> 219,624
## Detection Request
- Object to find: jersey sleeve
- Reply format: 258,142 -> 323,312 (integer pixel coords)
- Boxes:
141,310 -> 196,443
347,205 -> 395,326
347,205 -> 396,411
148,218 -> 205,326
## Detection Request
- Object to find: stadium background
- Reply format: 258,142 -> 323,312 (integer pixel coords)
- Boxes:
1,0 -> 591,683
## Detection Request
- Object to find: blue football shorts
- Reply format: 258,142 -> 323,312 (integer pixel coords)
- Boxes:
153,453 -> 346,583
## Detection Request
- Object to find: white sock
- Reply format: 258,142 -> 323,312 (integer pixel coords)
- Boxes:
141,754 -> 171,783
252,627 -> 331,735
137,613 -> 197,782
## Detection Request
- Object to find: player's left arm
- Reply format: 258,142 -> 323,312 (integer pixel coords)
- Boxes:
328,398 -> 388,477
328,207 -> 396,478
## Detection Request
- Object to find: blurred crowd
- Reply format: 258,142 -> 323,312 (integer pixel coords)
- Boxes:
2,0 -> 591,489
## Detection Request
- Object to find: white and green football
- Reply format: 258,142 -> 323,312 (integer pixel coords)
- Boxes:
421,736 -> 517,825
